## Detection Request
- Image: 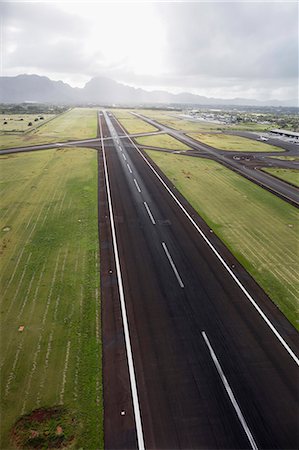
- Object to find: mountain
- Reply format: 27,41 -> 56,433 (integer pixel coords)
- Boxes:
0,74 -> 296,107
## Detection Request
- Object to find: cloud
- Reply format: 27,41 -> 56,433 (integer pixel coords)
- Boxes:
1,1 -> 298,100
157,2 -> 298,79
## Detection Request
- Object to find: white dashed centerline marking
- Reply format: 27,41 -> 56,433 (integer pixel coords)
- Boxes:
123,153 -> 127,161
143,202 -> 156,225
100,111 -> 145,450
134,179 -> 141,193
127,163 -> 132,174
202,331 -> 258,450
162,242 -> 184,288
113,114 -> 299,366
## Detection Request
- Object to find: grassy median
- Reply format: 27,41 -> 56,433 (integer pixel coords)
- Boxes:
146,150 -> 299,330
0,148 -> 102,449
262,167 -> 299,188
188,132 -> 282,152
135,133 -> 191,151
111,109 -> 158,134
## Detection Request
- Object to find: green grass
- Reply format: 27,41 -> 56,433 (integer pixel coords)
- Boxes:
188,132 -> 282,152
135,133 -> 191,151
146,150 -> 299,330
262,167 -> 299,188
136,110 -> 280,133
269,155 -> 299,161
0,108 -> 98,149
0,148 -> 102,449
111,109 -> 158,134
0,114 -> 55,132
140,111 -> 222,132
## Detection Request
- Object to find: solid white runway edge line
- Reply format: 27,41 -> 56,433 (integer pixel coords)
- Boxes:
99,112 -> 145,450
162,242 -> 184,288
143,202 -> 156,225
115,115 -> 299,367
202,331 -> 258,450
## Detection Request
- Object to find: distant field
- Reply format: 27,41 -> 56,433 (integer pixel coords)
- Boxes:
146,150 -> 299,330
188,132 -> 282,152
111,110 -> 158,134
262,167 -> 299,188
0,114 -> 55,132
138,110 -> 222,132
0,148 -> 102,449
136,110 -> 281,133
0,108 -> 98,149
135,133 -> 191,151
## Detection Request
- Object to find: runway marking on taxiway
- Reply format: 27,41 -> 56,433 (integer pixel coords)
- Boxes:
134,179 -> 141,193
100,112 -> 145,450
143,202 -> 156,225
114,113 -> 299,366
202,331 -> 258,450
162,242 -> 184,288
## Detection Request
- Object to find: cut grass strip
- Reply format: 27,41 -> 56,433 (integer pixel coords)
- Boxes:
262,167 -> 299,188
0,148 -> 102,449
112,109 -> 158,134
135,133 -> 191,151
269,155 -> 299,161
146,150 -> 299,330
188,132 -> 282,152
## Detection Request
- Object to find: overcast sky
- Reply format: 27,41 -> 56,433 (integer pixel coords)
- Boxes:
1,1 -> 298,100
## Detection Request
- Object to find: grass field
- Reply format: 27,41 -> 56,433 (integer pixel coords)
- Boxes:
0,108 -> 98,150
139,110 -> 222,132
146,150 -> 299,330
269,155 -> 299,161
137,110 -> 280,133
111,109 -> 158,134
0,148 -> 102,449
262,167 -> 299,188
135,133 -> 191,151
0,114 -> 55,132
188,132 -> 282,152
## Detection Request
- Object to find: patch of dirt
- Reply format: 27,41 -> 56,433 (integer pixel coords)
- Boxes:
11,406 -> 77,449
2,226 -> 11,232
0,237 -> 10,256
182,169 -> 192,179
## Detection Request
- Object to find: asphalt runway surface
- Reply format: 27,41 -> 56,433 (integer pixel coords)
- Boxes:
100,110 -> 299,450
133,113 -> 299,207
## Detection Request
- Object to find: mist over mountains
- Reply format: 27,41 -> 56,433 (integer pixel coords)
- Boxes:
0,74 -> 296,107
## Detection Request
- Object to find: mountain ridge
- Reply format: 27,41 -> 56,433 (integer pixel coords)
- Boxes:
0,74 -> 296,107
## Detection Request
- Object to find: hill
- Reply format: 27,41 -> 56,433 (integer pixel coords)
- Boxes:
0,74 -> 296,107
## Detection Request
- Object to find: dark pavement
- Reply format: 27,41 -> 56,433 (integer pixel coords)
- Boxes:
100,110 -> 299,450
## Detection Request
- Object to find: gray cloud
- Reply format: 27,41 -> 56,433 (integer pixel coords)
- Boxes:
157,2 -> 298,79
1,1 -> 298,101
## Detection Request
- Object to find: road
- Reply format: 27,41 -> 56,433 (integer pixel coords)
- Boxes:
100,110 -> 299,450
132,113 -> 299,207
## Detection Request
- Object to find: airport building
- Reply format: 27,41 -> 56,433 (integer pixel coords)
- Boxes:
270,128 -> 299,139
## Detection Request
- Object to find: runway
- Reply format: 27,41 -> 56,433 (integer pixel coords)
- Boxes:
132,113 -> 299,207
100,110 -> 299,449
